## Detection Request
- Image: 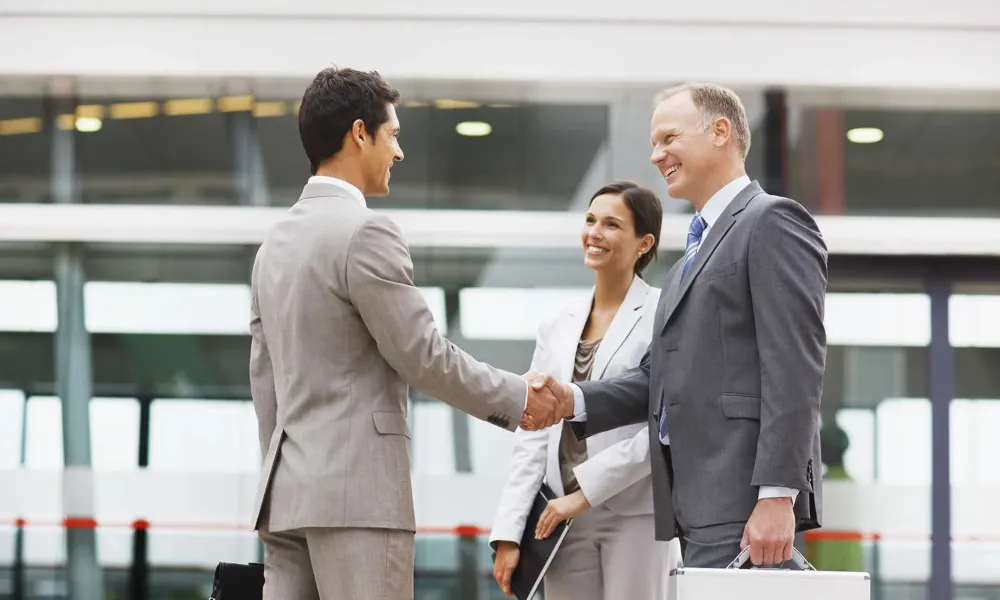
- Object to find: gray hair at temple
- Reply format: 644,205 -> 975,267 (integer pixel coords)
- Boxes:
654,82 -> 752,160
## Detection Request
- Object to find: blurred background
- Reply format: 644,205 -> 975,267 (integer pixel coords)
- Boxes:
1,1 -> 999,599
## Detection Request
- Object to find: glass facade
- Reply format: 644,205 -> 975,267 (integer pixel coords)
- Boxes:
790,105 -> 1000,217
2,86 -> 999,600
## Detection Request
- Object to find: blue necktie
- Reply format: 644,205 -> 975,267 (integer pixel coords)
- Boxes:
681,213 -> 708,279
659,213 -> 708,442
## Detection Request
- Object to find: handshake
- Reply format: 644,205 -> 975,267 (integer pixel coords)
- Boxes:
518,372 -> 574,431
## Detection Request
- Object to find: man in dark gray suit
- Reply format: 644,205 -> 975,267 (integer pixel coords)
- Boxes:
532,83 -> 828,568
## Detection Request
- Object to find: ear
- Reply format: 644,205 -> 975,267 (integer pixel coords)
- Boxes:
639,233 -> 656,255
349,118 -> 367,149
712,117 -> 731,148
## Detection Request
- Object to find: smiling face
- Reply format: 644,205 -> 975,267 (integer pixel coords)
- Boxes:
582,193 -> 655,276
361,102 -> 404,197
650,91 -> 725,205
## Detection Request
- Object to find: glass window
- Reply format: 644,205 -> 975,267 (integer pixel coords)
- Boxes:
0,390 -> 25,469
949,287 -> 1000,597
24,396 -> 63,469
90,398 -> 139,471
0,279 -> 57,332
148,399 -> 259,472
0,96 -> 50,203
790,105 -> 1000,216
809,289 -> 932,597
74,96 -> 239,205
259,101 -> 610,210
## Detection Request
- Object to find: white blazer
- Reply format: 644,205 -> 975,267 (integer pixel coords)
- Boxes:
490,275 -> 660,546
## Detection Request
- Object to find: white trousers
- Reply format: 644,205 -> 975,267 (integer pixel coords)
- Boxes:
543,504 -> 682,600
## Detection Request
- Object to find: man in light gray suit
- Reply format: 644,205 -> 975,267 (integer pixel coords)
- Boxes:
249,68 -> 566,600
534,83 -> 828,569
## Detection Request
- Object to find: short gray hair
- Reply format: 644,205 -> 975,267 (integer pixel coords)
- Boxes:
654,83 -> 751,159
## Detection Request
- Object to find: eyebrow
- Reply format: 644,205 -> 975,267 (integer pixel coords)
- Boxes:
652,127 -> 678,142
586,212 -> 625,223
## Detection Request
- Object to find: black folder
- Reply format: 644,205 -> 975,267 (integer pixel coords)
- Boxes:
492,482 -> 573,600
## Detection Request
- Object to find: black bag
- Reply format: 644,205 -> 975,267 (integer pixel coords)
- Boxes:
210,561 -> 264,600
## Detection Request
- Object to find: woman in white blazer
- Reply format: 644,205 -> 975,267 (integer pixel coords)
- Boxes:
490,181 -> 681,600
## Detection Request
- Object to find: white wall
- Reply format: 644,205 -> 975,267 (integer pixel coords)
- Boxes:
1,0 -> 999,93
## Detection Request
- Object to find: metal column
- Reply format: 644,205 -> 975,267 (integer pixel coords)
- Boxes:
928,278 -> 953,600
763,90 -> 788,198
13,391 -> 28,600
128,396 -> 152,600
230,111 -> 269,207
51,96 -> 103,600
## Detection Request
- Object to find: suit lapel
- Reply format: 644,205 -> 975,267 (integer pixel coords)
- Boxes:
591,276 -> 649,380
660,182 -> 763,333
553,293 -> 593,382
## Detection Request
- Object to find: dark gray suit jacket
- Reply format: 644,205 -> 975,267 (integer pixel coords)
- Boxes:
571,181 -> 827,542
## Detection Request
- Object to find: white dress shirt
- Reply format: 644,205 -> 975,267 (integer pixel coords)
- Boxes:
308,175 -> 367,207
568,175 -> 797,502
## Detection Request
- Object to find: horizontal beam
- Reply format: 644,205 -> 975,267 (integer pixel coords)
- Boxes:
2,203 -> 1000,256
1,0 -> 999,91
6,0 -> 999,28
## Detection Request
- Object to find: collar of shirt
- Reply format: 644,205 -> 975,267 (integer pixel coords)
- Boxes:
307,175 -> 367,208
697,175 -> 751,233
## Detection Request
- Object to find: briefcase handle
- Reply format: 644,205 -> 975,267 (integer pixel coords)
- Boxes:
725,546 -> 816,571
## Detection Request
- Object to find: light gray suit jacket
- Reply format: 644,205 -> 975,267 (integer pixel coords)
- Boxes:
490,276 -> 659,547
249,181 -> 526,533
572,182 -> 828,541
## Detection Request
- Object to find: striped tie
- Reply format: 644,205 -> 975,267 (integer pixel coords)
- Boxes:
681,213 -> 708,279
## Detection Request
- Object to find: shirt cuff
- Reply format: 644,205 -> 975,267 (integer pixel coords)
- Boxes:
569,383 -> 587,421
758,486 -> 799,501
523,380 -> 529,412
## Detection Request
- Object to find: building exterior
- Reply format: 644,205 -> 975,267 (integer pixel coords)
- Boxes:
1,2 -> 1000,599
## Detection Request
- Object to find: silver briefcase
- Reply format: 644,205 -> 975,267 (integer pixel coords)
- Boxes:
670,547 -> 871,600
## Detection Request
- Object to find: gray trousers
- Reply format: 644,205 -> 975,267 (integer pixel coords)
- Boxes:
259,527 -> 414,600
677,521 -> 745,569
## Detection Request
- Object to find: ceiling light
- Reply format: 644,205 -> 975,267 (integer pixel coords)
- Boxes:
847,127 -> 884,144
75,117 -> 103,133
456,121 -> 492,137
253,102 -> 287,118
435,99 -> 480,110
110,102 -> 158,119
218,96 -> 254,112
0,117 -> 42,136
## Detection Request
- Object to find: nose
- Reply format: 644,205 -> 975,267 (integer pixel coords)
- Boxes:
650,146 -> 665,166
395,148 -> 404,161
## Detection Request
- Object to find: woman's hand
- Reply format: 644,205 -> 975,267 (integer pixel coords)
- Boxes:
493,541 -> 520,596
535,490 -> 591,540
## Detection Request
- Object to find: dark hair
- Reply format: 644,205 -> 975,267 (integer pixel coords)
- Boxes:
588,181 -> 663,276
298,67 -> 401,174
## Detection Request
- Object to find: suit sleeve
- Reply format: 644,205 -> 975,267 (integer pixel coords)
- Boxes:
346,214 -> 525,431
249,253 -> 278,457
569,347 -> 651,440
572,425 -> 651,508
489,323 -> 552,547
747,198 -> 827,492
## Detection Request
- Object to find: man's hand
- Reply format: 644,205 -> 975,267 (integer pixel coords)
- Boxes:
519,372 -> 572,431
492,541 -> 520,596
741,496 -> 795,566
535,490 -> 590,540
